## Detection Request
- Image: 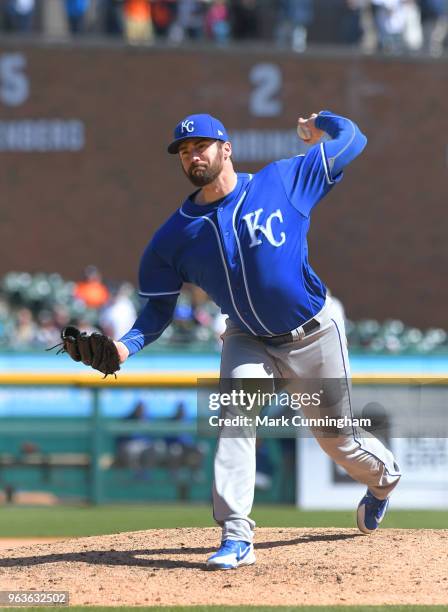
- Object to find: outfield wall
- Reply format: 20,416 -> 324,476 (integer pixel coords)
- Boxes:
0,372 -> 446,507
0,44 -> 446,326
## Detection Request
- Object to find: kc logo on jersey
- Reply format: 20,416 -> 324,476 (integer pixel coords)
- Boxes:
242,208 -> 286,248
181,120 -> 195,133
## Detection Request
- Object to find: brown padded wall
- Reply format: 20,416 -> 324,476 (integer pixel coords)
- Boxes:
0,44 -> 446,326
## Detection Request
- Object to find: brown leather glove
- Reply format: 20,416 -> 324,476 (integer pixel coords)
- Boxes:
59,326 -> 120,377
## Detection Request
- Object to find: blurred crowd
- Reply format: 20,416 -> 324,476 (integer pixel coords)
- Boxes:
0,268 -> 447,353
0,0 -> 446,56
114,399 -> 206,479
0,267 -> 227,351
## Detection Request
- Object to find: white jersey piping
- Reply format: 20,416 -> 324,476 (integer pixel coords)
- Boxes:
232,175 -> 275,336
319,114 -> 356,182
320,142 -> 335,186
139,290 -> 181,297
179,204 -> 258,335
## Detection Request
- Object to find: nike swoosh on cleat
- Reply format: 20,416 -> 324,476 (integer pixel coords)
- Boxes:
238,545 -> 251,561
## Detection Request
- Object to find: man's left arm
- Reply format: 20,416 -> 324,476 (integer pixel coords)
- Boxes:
276,111 -> 367,216
314,111 -> 367,182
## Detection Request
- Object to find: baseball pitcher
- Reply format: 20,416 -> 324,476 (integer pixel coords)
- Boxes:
60,111 -> 401,570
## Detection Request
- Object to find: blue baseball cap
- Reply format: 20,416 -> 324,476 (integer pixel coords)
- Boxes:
167,113 -> 229,154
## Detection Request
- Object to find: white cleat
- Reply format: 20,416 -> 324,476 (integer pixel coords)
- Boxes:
207,539 -> 255,570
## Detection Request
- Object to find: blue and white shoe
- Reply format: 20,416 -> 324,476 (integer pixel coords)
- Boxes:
207,539 -> 255,570
357,489 -> 390,534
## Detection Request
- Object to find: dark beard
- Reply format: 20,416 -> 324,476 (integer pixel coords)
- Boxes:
185,158 -> 223,187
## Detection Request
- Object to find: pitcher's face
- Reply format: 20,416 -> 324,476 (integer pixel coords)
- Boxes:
179,138 -> 225,187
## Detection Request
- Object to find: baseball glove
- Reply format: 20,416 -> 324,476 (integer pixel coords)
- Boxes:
49,326 -> 120,378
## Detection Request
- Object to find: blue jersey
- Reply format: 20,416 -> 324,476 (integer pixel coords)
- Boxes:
120,112 -> 367,355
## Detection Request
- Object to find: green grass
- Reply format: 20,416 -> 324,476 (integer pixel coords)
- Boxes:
0,504 -> 446,537
9,607 -> 448,612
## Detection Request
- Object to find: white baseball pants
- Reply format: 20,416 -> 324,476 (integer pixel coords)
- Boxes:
212,296 -> 401,543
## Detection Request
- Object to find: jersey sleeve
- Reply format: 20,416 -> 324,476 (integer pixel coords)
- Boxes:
275,111 -> 367,217
138,240 -> 183,298
119,235 -> 183,355
119,294 -> 178,356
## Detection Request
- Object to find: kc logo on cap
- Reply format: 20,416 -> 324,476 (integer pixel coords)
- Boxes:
168,113 -> 229,154
181,120 -> 195,133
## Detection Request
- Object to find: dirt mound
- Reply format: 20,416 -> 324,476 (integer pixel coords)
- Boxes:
0,528 -> 447,606
0,538 -> 62,551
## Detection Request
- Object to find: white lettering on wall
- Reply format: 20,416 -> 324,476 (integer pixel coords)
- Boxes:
0,120 -> 85,152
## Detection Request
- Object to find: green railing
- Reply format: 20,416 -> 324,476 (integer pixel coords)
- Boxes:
0,373 -> 446,504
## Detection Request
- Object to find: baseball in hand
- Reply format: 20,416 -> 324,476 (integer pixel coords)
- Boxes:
297,114 -> 321,144
297,123 -> 311,140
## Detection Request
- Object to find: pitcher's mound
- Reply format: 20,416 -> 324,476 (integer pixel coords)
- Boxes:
1,527 -> 447,606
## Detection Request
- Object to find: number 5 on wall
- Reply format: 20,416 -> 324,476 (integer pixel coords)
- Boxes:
0,53 -> 29,107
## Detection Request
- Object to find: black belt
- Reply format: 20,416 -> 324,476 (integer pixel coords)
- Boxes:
261,318 -> 320,346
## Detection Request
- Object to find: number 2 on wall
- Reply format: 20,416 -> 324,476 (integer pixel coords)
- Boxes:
249,63 -> 283,118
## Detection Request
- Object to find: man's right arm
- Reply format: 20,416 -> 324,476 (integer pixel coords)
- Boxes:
114,235 -> 182,363
115,293 -> 178,362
